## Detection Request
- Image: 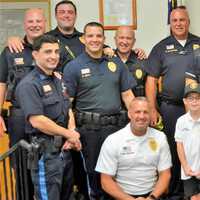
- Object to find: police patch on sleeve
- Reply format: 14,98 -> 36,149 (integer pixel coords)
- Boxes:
135,69 -> 143,79
107,62 -> 117,72
148,138 -> 157,152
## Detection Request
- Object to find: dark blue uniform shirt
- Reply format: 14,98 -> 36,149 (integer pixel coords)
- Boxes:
15,67 -> 70,135
63,52 -> 135,114
0,37 -> 35,104
116,49 -> 147,96
146,33 -> 200,101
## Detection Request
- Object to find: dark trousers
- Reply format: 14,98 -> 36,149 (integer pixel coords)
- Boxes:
78,123 -> 126,199
160,102 -> 185,199
31,151 -> 73,200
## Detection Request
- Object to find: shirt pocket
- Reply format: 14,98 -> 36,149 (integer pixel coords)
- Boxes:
42,96 -> 61,120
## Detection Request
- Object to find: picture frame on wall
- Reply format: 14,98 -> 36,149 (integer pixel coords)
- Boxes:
99,0 -> 137,30
0,0 -> 51,51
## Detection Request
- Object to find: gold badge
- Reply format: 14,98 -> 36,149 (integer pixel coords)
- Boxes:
193,44 -> 200,50
43,84 -> 52,93
148,138 -> 157,152
107,62 -> 117,72
14,57 -> 24,65
135,69 -> 143,79
190,82 -> 198,89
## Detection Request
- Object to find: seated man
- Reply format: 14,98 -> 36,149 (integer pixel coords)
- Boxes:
96,97 -> 172,200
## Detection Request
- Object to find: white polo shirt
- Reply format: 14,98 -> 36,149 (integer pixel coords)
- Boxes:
95,123 -> 172,196
175,112 -> 200,180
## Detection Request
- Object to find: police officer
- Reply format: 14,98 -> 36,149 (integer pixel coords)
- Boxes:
15,34 -> 81,200
0,8 -> 46,145
63,22 -> 135,199
0,9 -> 46,200
114,26 -> 147,97
145,6 -> 200,199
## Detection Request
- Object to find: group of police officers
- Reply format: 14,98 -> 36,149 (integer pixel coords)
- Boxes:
0,1 -> 200,200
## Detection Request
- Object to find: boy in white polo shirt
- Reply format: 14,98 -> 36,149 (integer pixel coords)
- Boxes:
175,83 -> 200,200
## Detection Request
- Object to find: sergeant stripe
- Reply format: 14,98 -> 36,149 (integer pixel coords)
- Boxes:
38,156 -> 48,200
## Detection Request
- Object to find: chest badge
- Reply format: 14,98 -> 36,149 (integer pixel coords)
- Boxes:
108,62 -> 117,72
135,69 -> 143,79
43,84 -> 52,93
148,138 -> 157,152
14,57 -> 24,65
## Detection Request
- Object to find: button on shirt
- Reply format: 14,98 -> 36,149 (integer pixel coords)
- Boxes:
175,112 -> 200,180
96,123 -> 172,195
146,33 -> 200,101
15,67 -> 70,135
63,52 -> 135,114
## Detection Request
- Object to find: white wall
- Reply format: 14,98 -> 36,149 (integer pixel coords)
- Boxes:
50,0 -> 200,55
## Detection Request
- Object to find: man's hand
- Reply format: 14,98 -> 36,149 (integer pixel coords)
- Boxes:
7,36 -> 24,53
67,129 -> 82,151
183,165 -> 196,177
0,116 -> 6,137
134,48 -> 147,60
150,108 -> 160,127
103,47 -> 115,57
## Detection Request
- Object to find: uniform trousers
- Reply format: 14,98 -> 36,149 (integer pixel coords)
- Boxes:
31,150 -> 73,200
78,123 -> 126,200
160,101 -> 185,199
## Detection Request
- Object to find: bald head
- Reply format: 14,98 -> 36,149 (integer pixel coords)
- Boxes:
170,7 -> 190,40
24,8 -> 46,43
128,97 -> 150,136
115,26 -> 135,56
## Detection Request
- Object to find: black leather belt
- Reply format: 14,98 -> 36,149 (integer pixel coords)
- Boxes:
75,111 -> 128,126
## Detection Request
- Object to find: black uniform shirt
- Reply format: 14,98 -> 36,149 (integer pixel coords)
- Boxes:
15,67 -> 70,135
0,37 -> 35,103
63,52 -> 135,114
116,50 -> 147,96
146,33 -> 200,101
185,47 -> 200,82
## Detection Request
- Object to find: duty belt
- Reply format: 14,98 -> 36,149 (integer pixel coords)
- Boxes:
160,96 -> 184,106
75,111 -> 128,127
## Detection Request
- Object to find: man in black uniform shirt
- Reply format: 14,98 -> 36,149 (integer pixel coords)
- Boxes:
145,6 -> 200,199
115,26 -> 147,97
15,34 -> 81,200
63,22 -> 135,199
0,8 -> 46,144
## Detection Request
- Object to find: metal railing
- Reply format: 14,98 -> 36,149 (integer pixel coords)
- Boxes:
0,140 -> 32,200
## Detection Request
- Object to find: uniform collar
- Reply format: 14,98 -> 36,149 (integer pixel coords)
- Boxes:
54,27 -> 83,38
35,66 -> 55,80
23,36 -> 33,49
170,32 -> 198,46
83,51 -> 109,63
115,49 -> 137,64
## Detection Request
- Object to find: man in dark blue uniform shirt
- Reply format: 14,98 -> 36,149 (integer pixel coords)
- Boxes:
145,6 -> 200,199
115,26 -> 147,97
15,34 -> 81,200
63,22 -> 135,200
0,9 -> 47,200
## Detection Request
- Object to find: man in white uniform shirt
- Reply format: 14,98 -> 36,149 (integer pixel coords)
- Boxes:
96,97 -> 172,200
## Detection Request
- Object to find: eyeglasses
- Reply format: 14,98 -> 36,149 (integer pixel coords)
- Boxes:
186,96 -> 200,102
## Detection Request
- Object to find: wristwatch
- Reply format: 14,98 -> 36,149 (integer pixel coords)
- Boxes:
149,194 -> 157,200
